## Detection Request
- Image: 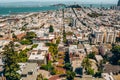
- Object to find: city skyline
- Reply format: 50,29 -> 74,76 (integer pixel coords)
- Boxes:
0,0 -> 118,4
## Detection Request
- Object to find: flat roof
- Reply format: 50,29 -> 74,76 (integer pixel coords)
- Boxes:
28,54 -> 45,60
19,63 -> 38,74
95,55 -> 103,62
18,63 -> 38,80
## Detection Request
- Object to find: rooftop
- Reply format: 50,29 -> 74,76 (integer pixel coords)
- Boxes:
18,63 -> 38,80
103,64 -> 120,74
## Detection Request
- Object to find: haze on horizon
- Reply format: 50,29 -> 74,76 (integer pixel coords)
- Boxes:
0,0 -> 118,4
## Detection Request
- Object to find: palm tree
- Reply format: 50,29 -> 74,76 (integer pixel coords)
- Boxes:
82,57 -> 91,70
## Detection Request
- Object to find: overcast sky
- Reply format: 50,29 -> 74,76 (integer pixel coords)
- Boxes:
0,0 -> 118,4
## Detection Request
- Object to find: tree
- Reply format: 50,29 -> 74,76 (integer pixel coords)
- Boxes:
56,37 -> 61,44
40,61 -> 56,75
82,57 -> 91,70
12,33 -> 17,39
37,74 -> 44,80
66,71 -> 75,80
18,49 -> 28,62
64,63 -> 72,70
111,45 -> 120,65
49,25 -> 54,33
94,71 -> 102,78
82,57 -> 94,75
87,67 -> 94,75
25,32 -> 37,40
21,26 -> 27,31
20,32 -> 36,45
31,44 -> 38,49
63,30 -> 67,43
49,44 -> 58,61
20,39 -> 32,45
88,52 -> 95,59
3,41 -> 20,80
12,33 -> 18,41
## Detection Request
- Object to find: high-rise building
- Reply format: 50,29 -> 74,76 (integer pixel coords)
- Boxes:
90,28 -> 117,44
111,0 -> 120,10
118,0 -> 120,6
91,29 -> 104,44
105,31 -> 115,44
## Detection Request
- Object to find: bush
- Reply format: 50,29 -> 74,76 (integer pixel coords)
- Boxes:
25,32 -> 37,40
15,44 -> 20,47
44,78 -> 48,80
18,49 -> 28,62
88,52 -> 95,59
20,39 -> 32,45
87,67 -> 94,75
40,61 -> 54,71
31,44 -> 38,49
66,70 -> 75,80
40,64 -> 48,70
94,71 -> 102,78
49,25 -> 54,33
87,13 -> 103,18
64,63 -> 72,70
50,69 -> 56,75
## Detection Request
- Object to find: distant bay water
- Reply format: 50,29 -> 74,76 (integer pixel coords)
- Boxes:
0,4 -> 116,16
0,6 -> 62,16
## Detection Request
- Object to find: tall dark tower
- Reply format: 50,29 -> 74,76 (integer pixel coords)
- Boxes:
118,0 -> 120,6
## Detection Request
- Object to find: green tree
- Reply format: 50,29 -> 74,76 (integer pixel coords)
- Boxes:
56,37 -> 61,44
21,26 -> 27,31
26,32 -> 37,40
20,39 -> 32,45
63,30 -> 67,43
94,71 -> 102,78
87,67 -> 94,75
12,33 -> 17,39
66,71 -> 75,80
88,52 -> 95,59
40,61 -> 56,75
31,44 -> 38,49
111,45 -> 120,65
20,32 -> 37,45
37,74 -> 44,80
18,49 -> 28,62
49,44 -> 58,61
49,25 -> 54,33
82,57 -> 91,70
82,57 -> 94,75
64,63 -> 72,70
3,41 -> 20,80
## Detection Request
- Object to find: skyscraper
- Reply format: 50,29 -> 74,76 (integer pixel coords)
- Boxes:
118,0 -> 120,6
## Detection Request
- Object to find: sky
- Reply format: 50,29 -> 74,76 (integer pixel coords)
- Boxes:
0,0 -> 118,4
